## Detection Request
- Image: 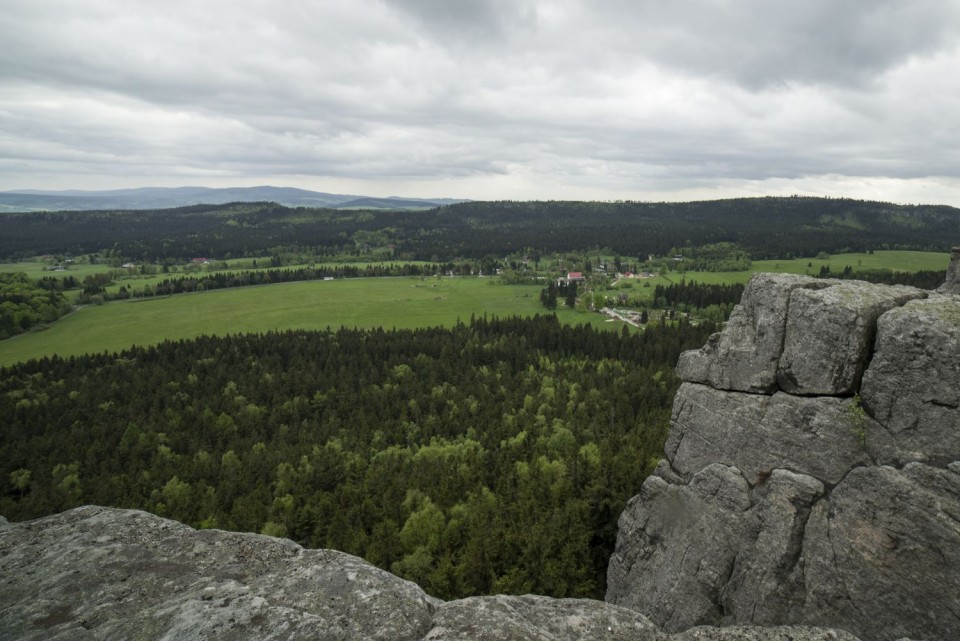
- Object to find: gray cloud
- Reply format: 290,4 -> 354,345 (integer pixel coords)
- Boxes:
1,0 -> 959,204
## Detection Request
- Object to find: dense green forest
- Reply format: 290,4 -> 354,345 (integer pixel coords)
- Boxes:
0,273 -> 73,339
0,316 -> 713,599
2,196 -> 958,263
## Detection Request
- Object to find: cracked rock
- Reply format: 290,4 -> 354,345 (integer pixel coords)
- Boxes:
860,295 -> 960,466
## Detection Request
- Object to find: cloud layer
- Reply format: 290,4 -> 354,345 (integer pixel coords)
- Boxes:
2,0 -> 960,203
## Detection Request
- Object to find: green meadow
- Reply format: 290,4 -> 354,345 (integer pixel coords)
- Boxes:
0,259 -> 107,281
0,250 -> 949,366
0,277 -> 629,365
619,250 -> 951,293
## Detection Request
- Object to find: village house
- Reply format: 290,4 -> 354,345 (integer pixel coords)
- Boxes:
557,271 -> 585,286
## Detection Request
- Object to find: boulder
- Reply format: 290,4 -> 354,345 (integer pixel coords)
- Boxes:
776,282 -> 925,395
0,505 -> 438,641
676,274 -> 828,393
860,295 -> 960,466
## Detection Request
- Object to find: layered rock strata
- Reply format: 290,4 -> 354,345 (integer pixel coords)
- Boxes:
0,505 -> 861,641
607,270 -> 960,641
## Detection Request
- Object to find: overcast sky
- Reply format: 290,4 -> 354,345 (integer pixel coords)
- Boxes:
3,0 -> 960,204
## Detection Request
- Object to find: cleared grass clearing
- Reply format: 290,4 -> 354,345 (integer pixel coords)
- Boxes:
0,277 -> 628,365
619,250 -> 951,301
0,260 -> 106,281
0,250 -> 949,366
751,250 -> 950,274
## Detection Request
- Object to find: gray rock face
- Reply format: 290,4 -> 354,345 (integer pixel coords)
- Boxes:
721,470 -> 824,626
425,595 -> 664,641
0,506 -> 438,641
802,464 -> 960,641
670,627 -> 863,641
667,384 -> 878,485
0,506 -> 863,641
776,283 -> 925,395
609,271 -> 960,641
606,465 -> 751,631
860,295 -> 960,466
676,274 -> 828,393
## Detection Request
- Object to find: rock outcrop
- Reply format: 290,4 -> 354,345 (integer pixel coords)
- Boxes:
608,268 -> 960,641
0,505 -> 862,641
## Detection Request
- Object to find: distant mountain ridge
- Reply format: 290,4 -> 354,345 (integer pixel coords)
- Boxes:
0,186 -> 465,211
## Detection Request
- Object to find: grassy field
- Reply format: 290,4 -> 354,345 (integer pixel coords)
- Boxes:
0,259 -> 107,281
0,250 -> 949,366
0,277 -> 628,365
616,250 -> 952,299
751,250 -> 950,274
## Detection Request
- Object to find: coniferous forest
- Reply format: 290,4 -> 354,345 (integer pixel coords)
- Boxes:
0,315 -> 715,599
2,196 -> 958,262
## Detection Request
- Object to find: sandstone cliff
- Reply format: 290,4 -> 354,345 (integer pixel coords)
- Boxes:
607,257 -> 960,641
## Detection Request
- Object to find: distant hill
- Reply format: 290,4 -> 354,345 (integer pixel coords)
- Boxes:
0,186 -> 466,211
1,196 -> 957,262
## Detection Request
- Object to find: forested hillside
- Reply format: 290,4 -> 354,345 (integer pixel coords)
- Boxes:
1,316 -> 713,600
2,197 -> 957,262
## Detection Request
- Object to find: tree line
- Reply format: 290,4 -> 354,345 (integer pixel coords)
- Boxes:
77,263 -> 457,304
2,196 -> 957,263
815,266 -> 947,289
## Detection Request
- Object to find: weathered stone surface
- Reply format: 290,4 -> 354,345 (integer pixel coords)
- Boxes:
670,626 -> 863,641
0,506 -> 679,641
861,295 -> 960,466
801,464 -> 960,641
676,274 -> 828,393
611,274 -> 960,641
606,464 -> 751,631
0,505 -> 438,641
667,383 -> 878,485
721,471 -> 824,625
776,282 -> 925,395
608,461 -> 960,641
939,246 -> 960,294
424,595 -> 665,641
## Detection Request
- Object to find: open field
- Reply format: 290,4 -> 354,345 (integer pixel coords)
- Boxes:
615,250 -> 952,300
0,259 -> 107,281
0,250 -> 949,366
751,250 -> 950,274
0,277 -> 629,365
